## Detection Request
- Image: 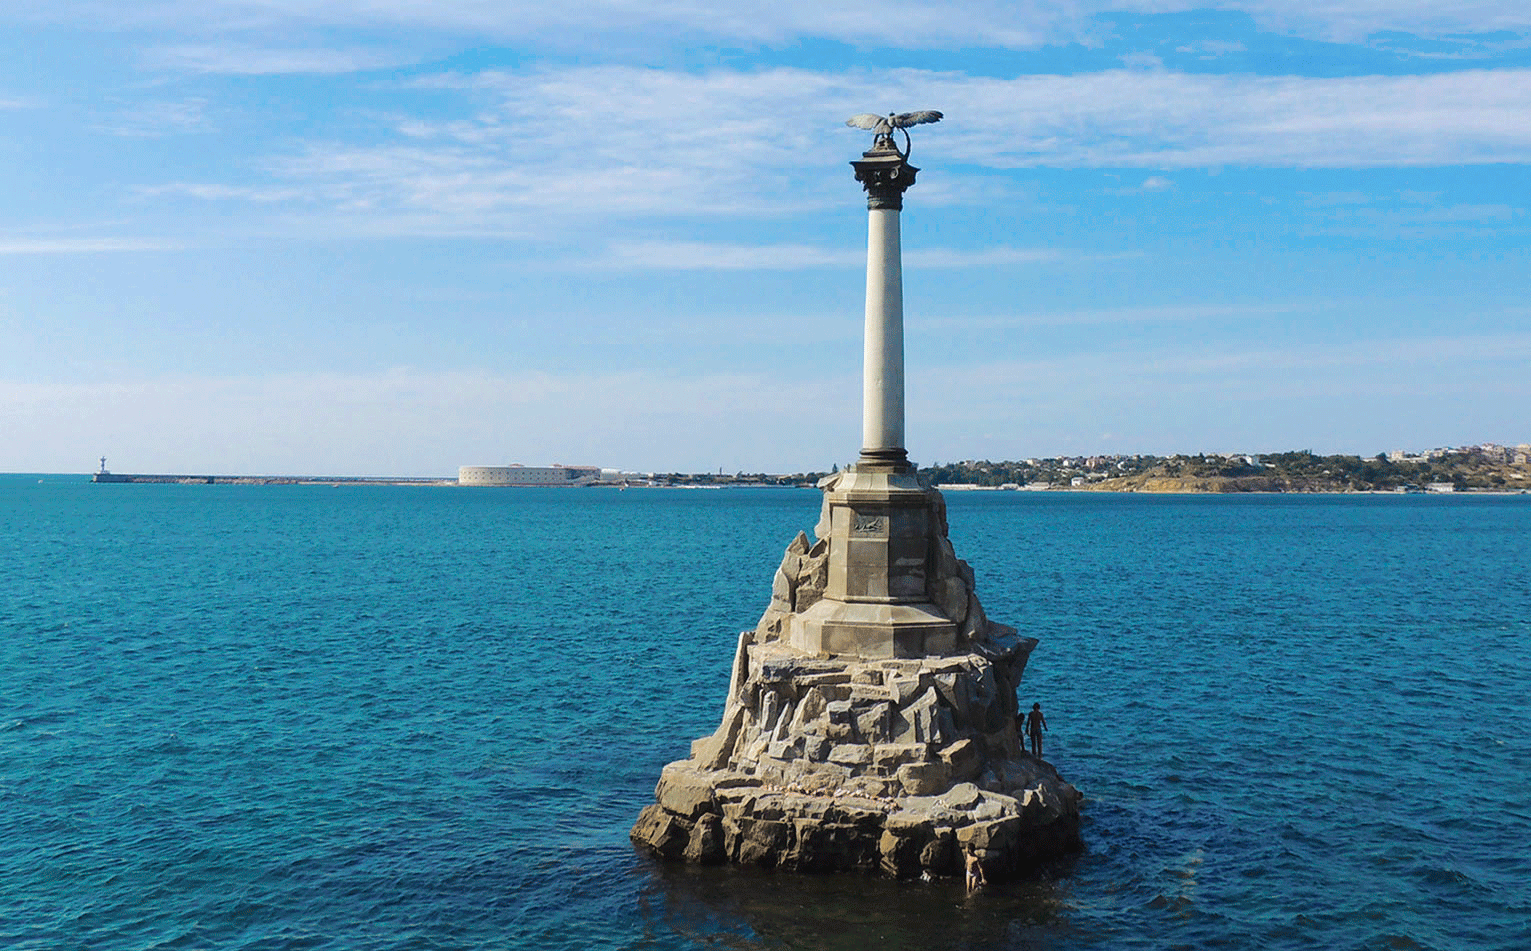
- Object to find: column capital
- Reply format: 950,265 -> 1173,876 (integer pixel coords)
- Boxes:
851,138 -> 919,210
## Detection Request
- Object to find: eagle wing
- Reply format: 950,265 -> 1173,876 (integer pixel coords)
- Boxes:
890,110 -> 943,128
845,113 -> 889,130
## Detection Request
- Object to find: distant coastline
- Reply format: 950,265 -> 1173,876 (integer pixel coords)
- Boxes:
81,442 -> 1531,494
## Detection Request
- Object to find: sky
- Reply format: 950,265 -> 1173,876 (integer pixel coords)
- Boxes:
1,1 -> 1528,476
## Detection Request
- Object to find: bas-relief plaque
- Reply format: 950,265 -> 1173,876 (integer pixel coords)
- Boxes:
851,513 -> 887,536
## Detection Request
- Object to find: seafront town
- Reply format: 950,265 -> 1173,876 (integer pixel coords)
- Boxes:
610,442 -> 1531,493
91,443 -> 1530,493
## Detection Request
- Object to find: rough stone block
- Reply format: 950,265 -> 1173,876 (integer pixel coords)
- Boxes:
755,608 -> 788,643
682,813 -> 726,864
934,707 -> 958,747
970,793 -> 1013,822
828,743 -> 873,767
771,567 -> 795,607
630,804 -> 689,859
759,688 -> 783,735
938,738 -> 982,782
897,760 -> 951,796
656,762 -> 719,820
767,737 -> 801,761
790,686 -> 828,733
727,631 -> 753,703
919,829 -> 956,874
855,702 -> 891,742
849,684 -> 894,703
933,672 -> 963,715
957,815 -> 1021,853
787,530 -> 810,556
960,592 -> 988,642
932,535 -> 959,581
932,575 -> 969,624
826,699 -> 855,722
873,743 -> 925,769
885,671 -> 923,706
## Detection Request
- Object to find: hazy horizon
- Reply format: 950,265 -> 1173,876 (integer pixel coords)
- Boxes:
10,438 -> 1528,481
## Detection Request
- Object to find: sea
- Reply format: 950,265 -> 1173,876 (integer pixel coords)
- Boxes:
3,475 -> 1529,951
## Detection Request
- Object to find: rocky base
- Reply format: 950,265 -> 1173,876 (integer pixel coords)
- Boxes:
632,477 -> 1082,880
631,641 -> 1082,880
631,764 -> 1080,880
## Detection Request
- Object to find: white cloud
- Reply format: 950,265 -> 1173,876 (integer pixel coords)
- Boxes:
147,43 -> 415,74
100,97 -> 212,137
0,237 -> 184,254
134,183 -> 307,202
132,64 -> 1531,238
919,302 -> 1297,330
925,68 -> 1531,168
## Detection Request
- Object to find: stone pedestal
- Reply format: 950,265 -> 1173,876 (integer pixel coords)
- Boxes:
789,466 -> 955,659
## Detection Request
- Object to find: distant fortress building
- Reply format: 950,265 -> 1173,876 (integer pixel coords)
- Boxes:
457,464 -> 611,486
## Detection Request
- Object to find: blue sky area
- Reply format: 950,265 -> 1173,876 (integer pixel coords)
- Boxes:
2,1 -> 1528,475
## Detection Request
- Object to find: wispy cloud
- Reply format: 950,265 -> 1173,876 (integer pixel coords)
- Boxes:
100,97 -> 212,137
1109,174 -> 1175,194
131,64 -> 1531,238
927,68 -> 1531,168
0,237 -> 184,254
920,302 -> 1300,331
147,43 -> 414,75
1296,190 -> 1525,237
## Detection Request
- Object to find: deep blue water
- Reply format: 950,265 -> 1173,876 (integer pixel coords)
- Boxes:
3,476 -> 1529,950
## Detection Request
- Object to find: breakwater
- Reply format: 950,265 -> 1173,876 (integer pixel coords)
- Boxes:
92,472 -> 453,485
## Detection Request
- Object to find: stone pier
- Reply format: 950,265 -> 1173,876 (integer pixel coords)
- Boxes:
631,120 -> 1081,880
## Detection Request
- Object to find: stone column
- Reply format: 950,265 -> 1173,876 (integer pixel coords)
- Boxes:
852,137 -> 918,470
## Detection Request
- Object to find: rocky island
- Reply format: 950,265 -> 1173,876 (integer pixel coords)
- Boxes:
631,114 -> 1080,882
630,483 -> 1081,878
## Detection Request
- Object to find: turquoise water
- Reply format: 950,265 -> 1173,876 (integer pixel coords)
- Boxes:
3,477 -> 1529,950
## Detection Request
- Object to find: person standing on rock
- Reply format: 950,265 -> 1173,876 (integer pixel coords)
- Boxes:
1026,702 -> 1048,759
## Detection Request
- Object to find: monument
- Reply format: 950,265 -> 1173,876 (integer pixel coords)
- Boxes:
631,114 -> 1082,880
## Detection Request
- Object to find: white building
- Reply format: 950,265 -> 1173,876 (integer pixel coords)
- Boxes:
458,465 -> 602,486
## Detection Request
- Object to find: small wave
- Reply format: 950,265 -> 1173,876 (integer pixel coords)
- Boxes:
145,733 -> 192,754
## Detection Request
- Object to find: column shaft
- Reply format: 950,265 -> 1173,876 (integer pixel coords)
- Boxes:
862,207 -> 904,455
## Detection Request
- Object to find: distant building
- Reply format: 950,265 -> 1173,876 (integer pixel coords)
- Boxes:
458,464 -> 602,486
